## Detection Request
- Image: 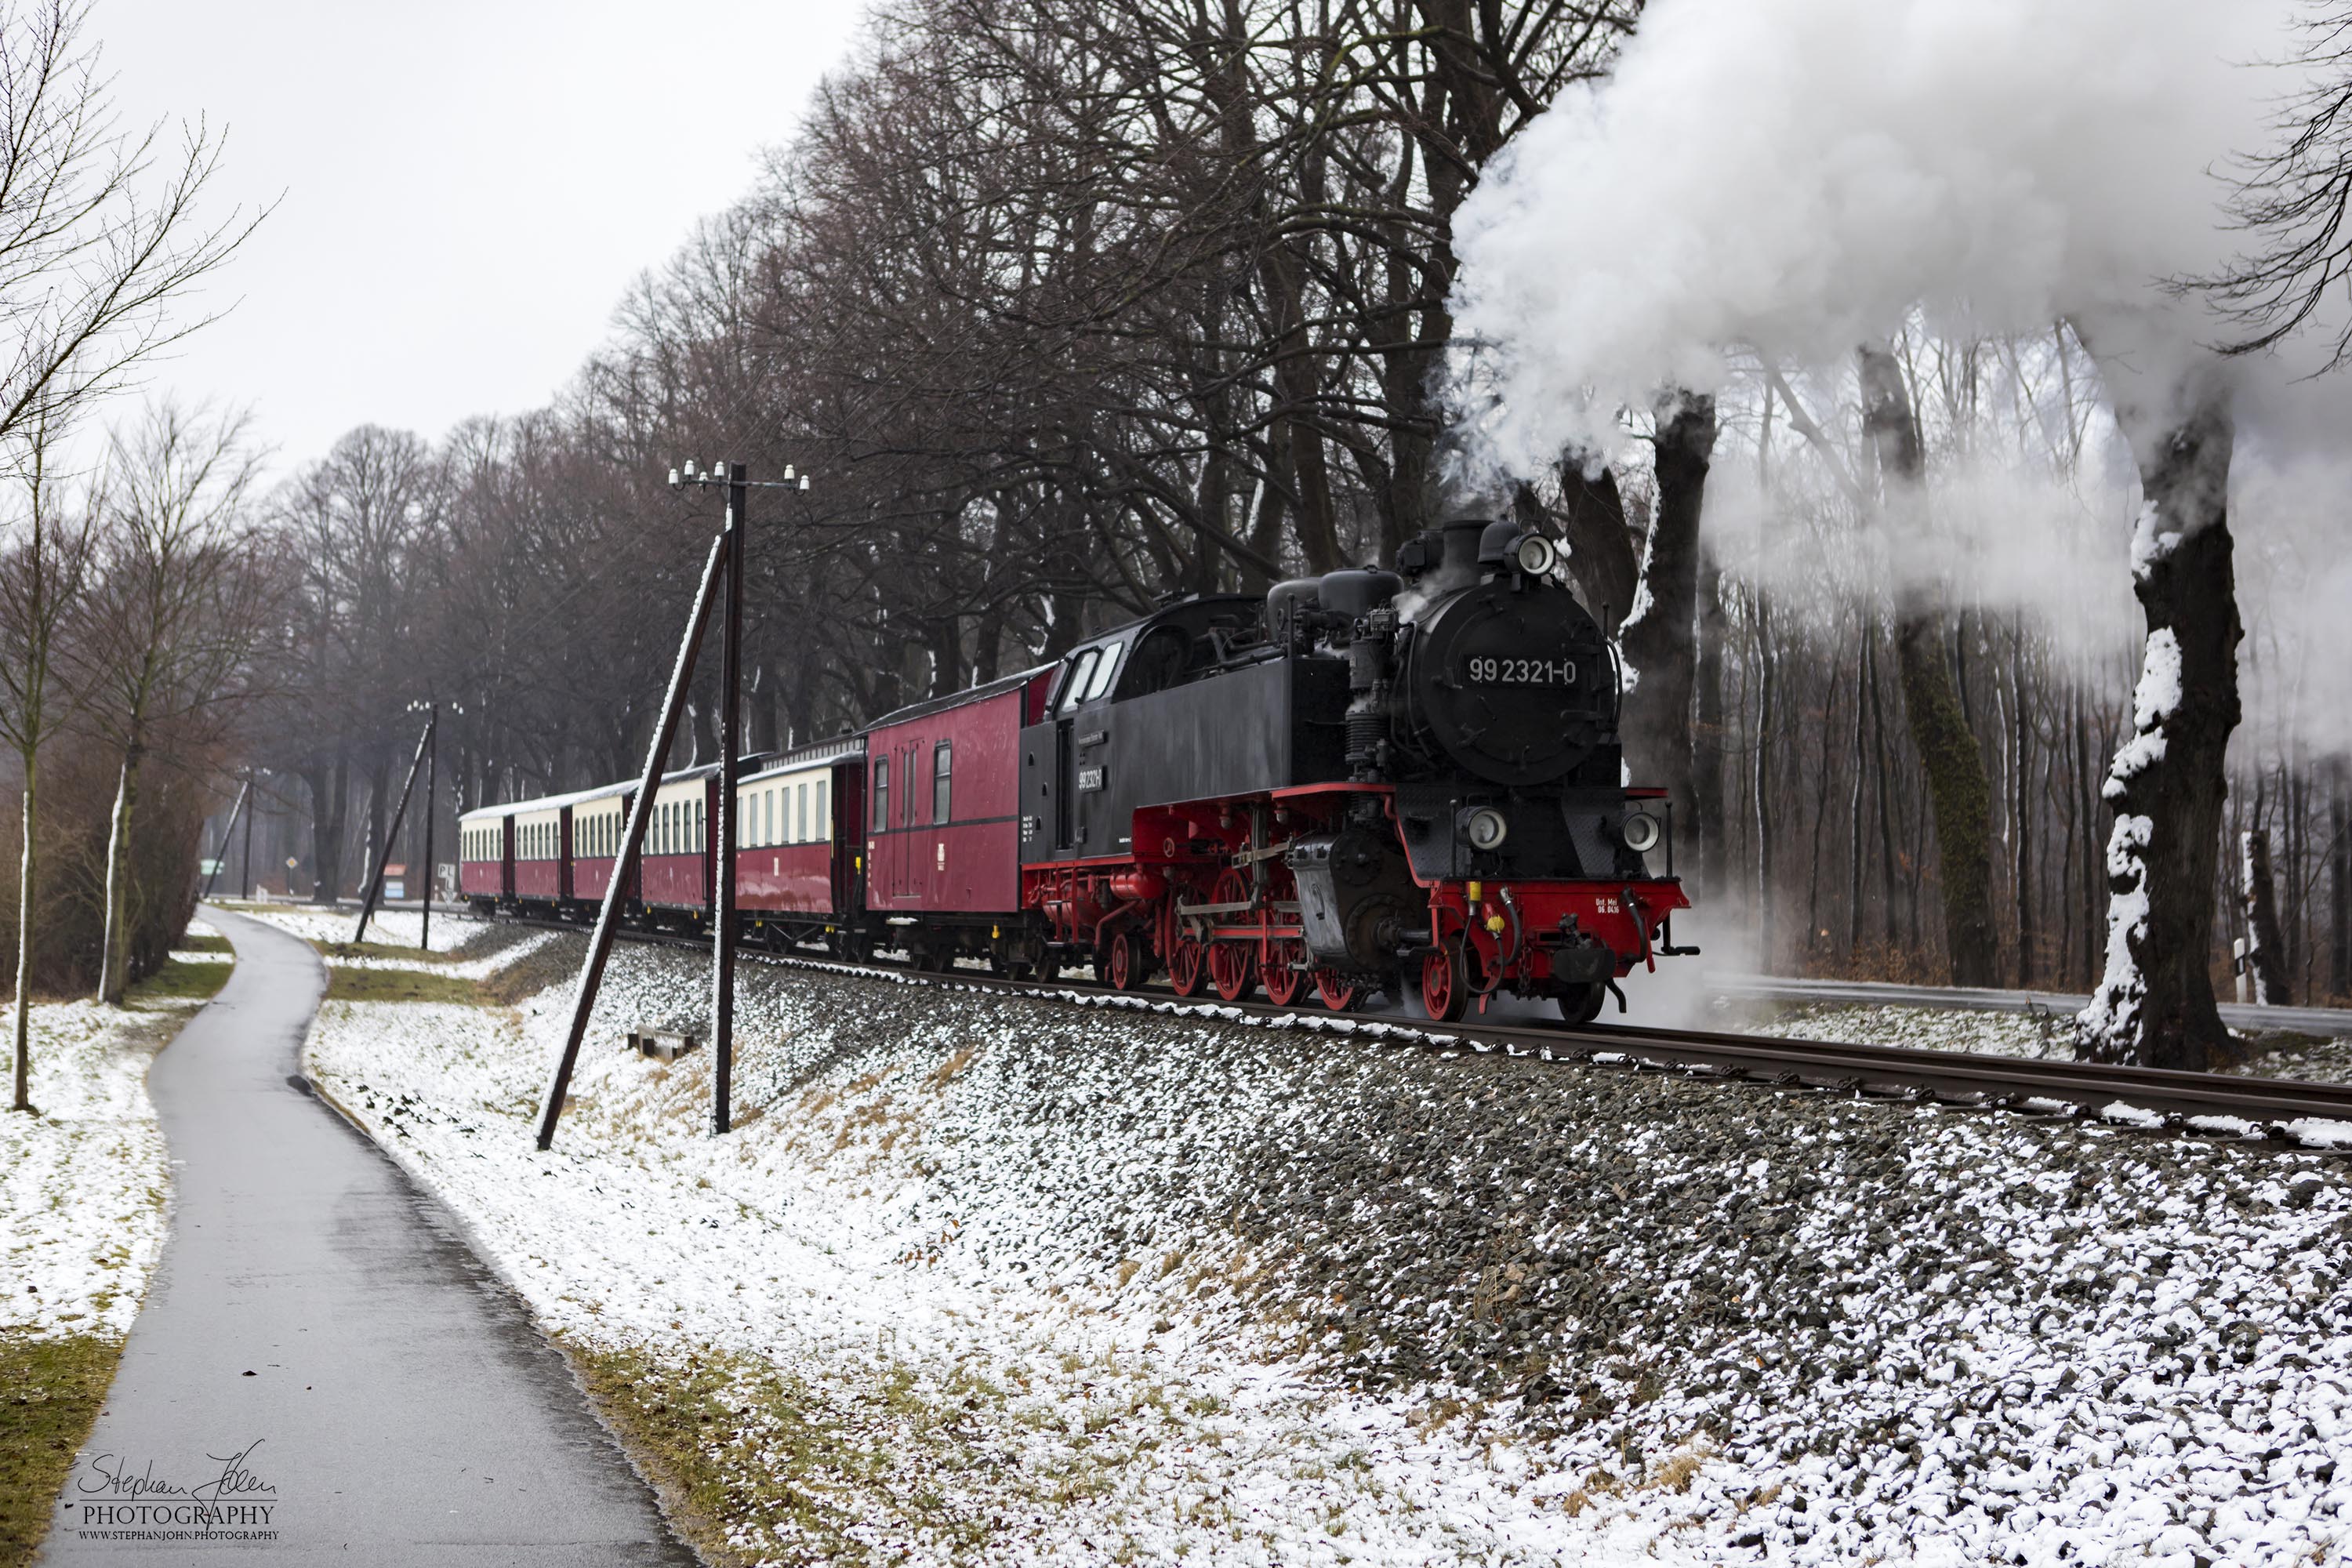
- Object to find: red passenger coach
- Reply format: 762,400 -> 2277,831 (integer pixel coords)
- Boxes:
639,764 -> 719,922
569,786 -> 633,906
512,801 -> 568,904
858,669 -> 1053,961
735,737 -> 865,950
459,810 -> 511,909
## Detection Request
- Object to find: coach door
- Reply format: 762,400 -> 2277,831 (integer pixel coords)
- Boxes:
831,759 -> 862,916
897,737 -> 924,899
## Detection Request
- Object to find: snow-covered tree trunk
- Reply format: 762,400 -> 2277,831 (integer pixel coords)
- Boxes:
2241,828 -> 2289,1006
2076,394 -> 2243,1069
1618,391 -> 1717,857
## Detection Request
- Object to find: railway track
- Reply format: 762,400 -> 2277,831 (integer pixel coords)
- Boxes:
486,913 -> 2352,1150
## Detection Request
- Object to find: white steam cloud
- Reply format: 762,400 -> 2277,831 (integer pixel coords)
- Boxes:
1449,0 -> 2295,465
1447,0 -> 2352,758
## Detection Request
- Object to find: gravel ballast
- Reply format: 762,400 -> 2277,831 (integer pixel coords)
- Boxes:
298,919 -> 2352,1566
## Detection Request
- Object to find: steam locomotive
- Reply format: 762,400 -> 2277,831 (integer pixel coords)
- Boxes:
460,517 -> 1693,1022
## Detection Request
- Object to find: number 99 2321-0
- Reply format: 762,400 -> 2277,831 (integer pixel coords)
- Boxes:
1465,655 -> 1576,685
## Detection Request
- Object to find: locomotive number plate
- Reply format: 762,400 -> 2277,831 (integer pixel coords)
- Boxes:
1465,655 -> 1576,684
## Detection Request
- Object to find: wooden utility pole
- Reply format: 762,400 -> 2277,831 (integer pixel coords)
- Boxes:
201,778 -> 250,900
419,705 -> 438,953
536,527 -> 729,1150
533,458 -> 805,1151
710,463 -> 747,1135
352,712 -> 436,946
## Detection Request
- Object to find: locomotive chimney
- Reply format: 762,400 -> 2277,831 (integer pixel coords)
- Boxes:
1439,518 -> 1490,577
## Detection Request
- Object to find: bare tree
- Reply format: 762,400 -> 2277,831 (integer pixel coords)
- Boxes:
0,411 -> 90,1109
0,0 -> 262,458
73,400 -> 270,1002
2200,8 -> 2352,367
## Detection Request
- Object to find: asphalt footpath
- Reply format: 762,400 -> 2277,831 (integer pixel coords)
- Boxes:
42,906 -> 692,1566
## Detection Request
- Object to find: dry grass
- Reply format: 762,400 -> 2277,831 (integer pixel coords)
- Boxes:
0,1333 -> 122,1567
323,967 -> 481,1005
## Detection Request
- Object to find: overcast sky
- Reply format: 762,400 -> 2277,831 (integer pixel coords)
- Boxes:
96,0 -> 864,475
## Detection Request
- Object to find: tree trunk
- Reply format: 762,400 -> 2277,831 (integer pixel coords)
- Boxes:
1553,455 -> 1639,632
97,742 -> 143,1006
1619,394 -> 1718,839
2332,767 -> 2349,1000
1859,346 -> 1998,985
1868,630 -> 1900,949
2241,827 -> 2290,1006
11,747 -> 34,1111
1846,614 -> 1867,956
307,753 -> 349,905
2013,626 -> 2034,985
1693,550 -> 1729,898
2076,391 -> 2243,1069
1753,595 -> 1776,951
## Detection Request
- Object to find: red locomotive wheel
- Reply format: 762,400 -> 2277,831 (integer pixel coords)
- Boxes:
1261,938 -> 1306,1007
1097,929 -> 1139,991
1421,942 -> 1468,1023
1208,939 -> 1256,1002
1167,932 -> 1205,997
1312,968 -> 1359,1012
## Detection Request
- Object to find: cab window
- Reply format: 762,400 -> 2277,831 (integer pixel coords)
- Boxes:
1083,640 -> 1123,701
1058,649 -> 1098,715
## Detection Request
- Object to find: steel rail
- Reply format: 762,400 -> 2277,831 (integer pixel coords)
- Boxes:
481,911 -> 2352,1148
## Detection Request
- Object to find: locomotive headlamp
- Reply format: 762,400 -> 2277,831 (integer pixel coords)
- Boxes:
1464,807 -> 1509,851
1621,811 -> 1662,853
1512,533 -> 1559,577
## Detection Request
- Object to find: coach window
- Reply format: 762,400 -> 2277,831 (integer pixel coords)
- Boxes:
933,742 -> 952,824
1058,648 -> 1098,716
798,782 -> 810,843
873,757 -> 889,830
815,779 -> 829,840
1083,640 -> 1124,702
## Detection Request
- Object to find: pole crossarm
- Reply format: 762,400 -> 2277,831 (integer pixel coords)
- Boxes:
351,717 -> 437,946
535,526 -> 731,1150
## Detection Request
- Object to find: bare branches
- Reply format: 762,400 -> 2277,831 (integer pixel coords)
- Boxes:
0,1 -> 265,466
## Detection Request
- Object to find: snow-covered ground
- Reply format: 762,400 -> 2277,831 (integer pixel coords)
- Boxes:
1757,998 -> 2352,1087
303,984 -> 1683,1563
0,990 -> 194,1341
286,923 -> 2352,1568
219,903 -> 484,954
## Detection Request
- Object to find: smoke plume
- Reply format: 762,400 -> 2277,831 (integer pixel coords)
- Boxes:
1446,0 -> 2352,757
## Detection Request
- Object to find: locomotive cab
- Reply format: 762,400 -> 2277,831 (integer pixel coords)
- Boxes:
1015,515 -> 1691,1023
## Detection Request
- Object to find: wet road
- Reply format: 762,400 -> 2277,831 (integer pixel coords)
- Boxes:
43,906 -> 691,1565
